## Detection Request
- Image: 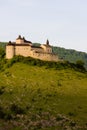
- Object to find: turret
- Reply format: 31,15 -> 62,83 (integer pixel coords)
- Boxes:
46,39 -> 49,45
16,35 -> 24,44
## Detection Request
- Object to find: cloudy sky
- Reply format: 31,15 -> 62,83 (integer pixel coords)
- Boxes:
0,0 -> 87,52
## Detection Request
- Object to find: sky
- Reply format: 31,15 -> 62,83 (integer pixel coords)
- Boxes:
0,0 -> 87,52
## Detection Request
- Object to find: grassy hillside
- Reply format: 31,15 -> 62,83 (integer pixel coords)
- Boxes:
0,59 -> 87,130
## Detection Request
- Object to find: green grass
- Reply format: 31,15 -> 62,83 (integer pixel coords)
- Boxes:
0,62 -> 87,130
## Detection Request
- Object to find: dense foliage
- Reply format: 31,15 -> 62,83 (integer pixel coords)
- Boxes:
0,47 -> 5,59
0,54 -> 86,73
52,46 -> 87,69
0,42 -> 7,49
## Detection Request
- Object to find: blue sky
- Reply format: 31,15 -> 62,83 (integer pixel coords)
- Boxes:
0,0 -> 87,52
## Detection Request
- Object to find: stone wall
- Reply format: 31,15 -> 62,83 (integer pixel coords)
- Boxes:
30,52 -> 58,61
15,46 -> 31,57
16,39 -> 24,44
6,45 -> 15,59
6,42 -> 59,61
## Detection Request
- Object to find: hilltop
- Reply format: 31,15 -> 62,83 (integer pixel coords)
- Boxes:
0,54 -> 87,129
0,42 -> 87,69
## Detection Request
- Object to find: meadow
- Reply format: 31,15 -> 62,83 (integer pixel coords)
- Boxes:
0,59 -> 87,130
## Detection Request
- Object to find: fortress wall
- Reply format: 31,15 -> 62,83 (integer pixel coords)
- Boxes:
6,45 -> 15,59
6,44 -> 58,61
49,54 -> 59,61
15,46 -> 31,57
31,47 -> 44,53
31,52 -> 58,61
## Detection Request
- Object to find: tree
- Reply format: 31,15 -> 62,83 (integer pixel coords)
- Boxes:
76,60 -> 84,67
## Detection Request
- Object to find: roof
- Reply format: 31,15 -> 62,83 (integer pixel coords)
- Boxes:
31,46 -> 42,49
24,39 -> 32,43
16,35 -> 32,43
7,42 -> 31,46
16,35 -> 23,40
42,44 -> 51,47
23,37 -> 32,43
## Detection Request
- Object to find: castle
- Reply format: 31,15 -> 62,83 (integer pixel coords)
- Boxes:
6,35 -> 58,61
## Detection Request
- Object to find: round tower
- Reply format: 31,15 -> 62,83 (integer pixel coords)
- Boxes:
6,42 -> 15,59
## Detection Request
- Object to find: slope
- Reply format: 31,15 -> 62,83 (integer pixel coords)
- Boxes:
0,62 -> 87,130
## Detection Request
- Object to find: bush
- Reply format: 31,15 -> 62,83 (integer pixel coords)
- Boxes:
0,106 -> 5,119
4,55 -> 86,72
76,60 -> 86,72
76,60 -> 84,67
68,112 -> 75,116
10,103 -> 25,115
0,48 -> 5,59
70,121 -> 76,127
0,86 -> 5,95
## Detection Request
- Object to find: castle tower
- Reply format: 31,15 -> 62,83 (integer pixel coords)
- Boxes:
6,41 -> 15,59
16,35 -> 24,44
41,40 -> 52,53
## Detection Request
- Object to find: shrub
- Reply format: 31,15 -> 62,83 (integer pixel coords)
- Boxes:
58,80 -> 62,87
4,112 -> 13,120
70,121 -> 76,127
4,55 -> 86,72
76,60 -> 85,69
56,116 -> 64,121
10,103 -> 25,115
76,60 -> 86,72
76,60 -> 84,66
0,86 -> 5,95
0,106 -> 5,119
0,48 -> 5,59
0,106 -> 13,120
68,112 -> 75,116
